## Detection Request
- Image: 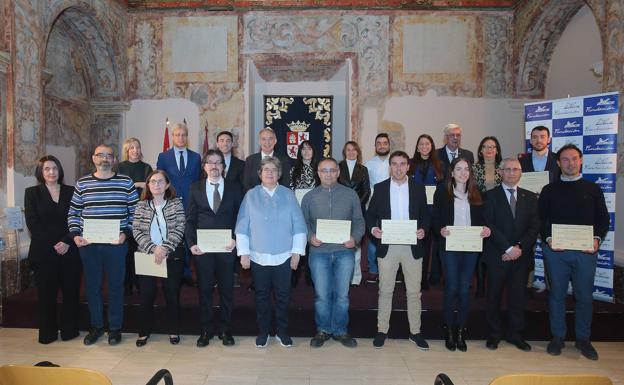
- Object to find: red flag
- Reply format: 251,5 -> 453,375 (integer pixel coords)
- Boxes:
202,125 -> 209,157
163,118 -> 170,152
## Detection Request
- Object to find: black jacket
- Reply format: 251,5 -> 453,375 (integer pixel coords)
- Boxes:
338,160 -> 371,213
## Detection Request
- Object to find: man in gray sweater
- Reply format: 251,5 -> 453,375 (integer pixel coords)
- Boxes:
301,157 -> 365,348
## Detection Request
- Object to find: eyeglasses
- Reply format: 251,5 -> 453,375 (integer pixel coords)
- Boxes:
502,168 -> 521,173
94,153 -> 113,159
204,161 -> 223,165
447,133 -> 461,138
319,168 -> 338,174
149,179 -> 166,185
262,168 -> 278,173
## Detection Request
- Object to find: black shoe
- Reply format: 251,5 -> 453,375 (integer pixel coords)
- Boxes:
108,329 -> 122,346
255,334 -> 269,348
455,327 -> 467,352
366,273 -> 379,284
136,336 -> 149,347
218,331 -> 235,346
506,338 -> 531,352
332,334 -> 357,348
276,333 -> 293,348
169,335 -> 180,345
409,333 -> 429,350
182,276 -> 197,287
486,338 -> 499,350
83,328 -> 104,346
444,325 -> 456,351
373,332 -> 387,348
196,332 -> 213,347
547,337 -> 565,356
575,340 -> 598,361
310,331 -> 332,348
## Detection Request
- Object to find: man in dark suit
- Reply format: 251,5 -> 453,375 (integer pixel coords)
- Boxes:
483,158 -> 539,352
242,127 -> 290,190
186,149 -> 244,348
216,130 -> 245,186
366,150 -> 431,350
436,123 -> 475,172
157,122 -> 202,285
518,125 -> 561,184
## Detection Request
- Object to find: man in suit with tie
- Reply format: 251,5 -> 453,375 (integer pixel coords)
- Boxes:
483,158 -> 539,352
436,123 -> 475,172
242,127 -> 290,191
518,125 -> 561,183
157,122 -> 202,285
186,149 -> 244,347
216,131 -> 245,186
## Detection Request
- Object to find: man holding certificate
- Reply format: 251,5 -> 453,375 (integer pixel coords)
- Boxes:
539,144 -> 609,361
68,144 -> 139,346
518,125 -> 561,184
301,158 -> 365,348
365,151 -> 430,349
483,158 -> 539,352
186,149 -> 244,347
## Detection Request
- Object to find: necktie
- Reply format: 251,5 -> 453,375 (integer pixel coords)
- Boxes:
211,183 -> 221,212
179,151 -> 186,173
508,188 -> 516,218
451,151 -> 457,160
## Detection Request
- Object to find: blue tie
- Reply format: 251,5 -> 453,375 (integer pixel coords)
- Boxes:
179,151 -> 185,173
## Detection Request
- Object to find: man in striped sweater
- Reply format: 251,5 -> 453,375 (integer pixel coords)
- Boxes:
68,144 -> 139,346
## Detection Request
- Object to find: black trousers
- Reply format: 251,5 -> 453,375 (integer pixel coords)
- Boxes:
194,252 -> 234,333
251,259 -> 291,335
486,260 -> 529,340
32,250 -> 82,344
137,258 -> 184,337
124,236 -> 138,289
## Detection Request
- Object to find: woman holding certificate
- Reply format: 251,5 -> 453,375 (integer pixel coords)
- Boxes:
132,170 -> 186,347
25,155 -> 81,344
432,157 -> 491,352
236,156 -> 307,348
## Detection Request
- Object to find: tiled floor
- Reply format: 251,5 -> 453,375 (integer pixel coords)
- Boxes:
0,328 -> 622,385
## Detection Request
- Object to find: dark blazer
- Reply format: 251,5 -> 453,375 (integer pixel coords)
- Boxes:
365,178 -> 431,259
431,184 -> 486,251
156,148 -> 202,207
185,179 -> 244,247
242,152 -> 291,191
24,184 -> 77,260
338,160 -> 371,212
437,146 -> 475,171
225,155 -> 245,186
483,185 -> 540,267
518,151 -> 561,184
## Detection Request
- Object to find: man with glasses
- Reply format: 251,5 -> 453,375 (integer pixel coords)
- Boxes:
301,158 -> 365,348
186,149 -> 244,347
157,122 -> 202,286
242,127 -> 290,191
483,158 -> 539,352
68,144 -> 139,346
436,123 -> 475,172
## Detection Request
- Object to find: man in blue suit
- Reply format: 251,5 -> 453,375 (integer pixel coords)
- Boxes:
157,122 -> 201,285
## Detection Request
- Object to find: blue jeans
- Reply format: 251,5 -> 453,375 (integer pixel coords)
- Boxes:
79,243 -> 127,330
309,249 -> 355,336
440,251 -> 479,326
543,245 -> 596,341
367,237 -> 378,274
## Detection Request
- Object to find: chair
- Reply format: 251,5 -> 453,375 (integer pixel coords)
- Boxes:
0,365 -> 174,385
489,374 -> 613,385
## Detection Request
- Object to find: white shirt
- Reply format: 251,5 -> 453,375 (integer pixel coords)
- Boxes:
261,151 -> 274,159
150,201 -> 167,245
205,177 -> 225,211
365,155 -> 390,186
173,146 -> 188,170
346,159 -> 357,179
390,177 -> 410,220
452,189 -> 471,226
445,146 -> 458,163
223,153 -> 231,174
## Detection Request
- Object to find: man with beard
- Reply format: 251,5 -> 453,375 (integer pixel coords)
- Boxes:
519,125 -> 561,183
68,144 -> 139,346
363,133 -> 391,283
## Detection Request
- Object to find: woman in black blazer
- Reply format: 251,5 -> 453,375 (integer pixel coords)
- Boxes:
432,157 -> 490,352
24,155 -> 81,344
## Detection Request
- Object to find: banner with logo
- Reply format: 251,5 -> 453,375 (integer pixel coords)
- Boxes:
524,91 -> 618,302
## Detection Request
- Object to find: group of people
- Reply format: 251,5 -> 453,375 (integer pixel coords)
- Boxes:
24,122 -> 608,361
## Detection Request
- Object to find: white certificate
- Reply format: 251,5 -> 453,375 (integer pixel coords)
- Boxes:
135,252 -> 167,278
425,186 -> 436,205
316,219 -> 351,244
82,219 -> 120,244
197,229 -> 232,253
445,226 -> 483,252
295,188 -> 313,206
519,171 -> 550,194
551,224 -> 594,251
381,220 -> 418,245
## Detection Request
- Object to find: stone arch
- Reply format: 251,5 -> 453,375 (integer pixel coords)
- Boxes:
514,0 -> 605,98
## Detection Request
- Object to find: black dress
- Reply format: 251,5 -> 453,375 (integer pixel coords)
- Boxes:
24,184 -> 81,344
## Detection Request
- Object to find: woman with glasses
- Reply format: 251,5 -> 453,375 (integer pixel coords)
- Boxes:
132,170 -> 186,347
